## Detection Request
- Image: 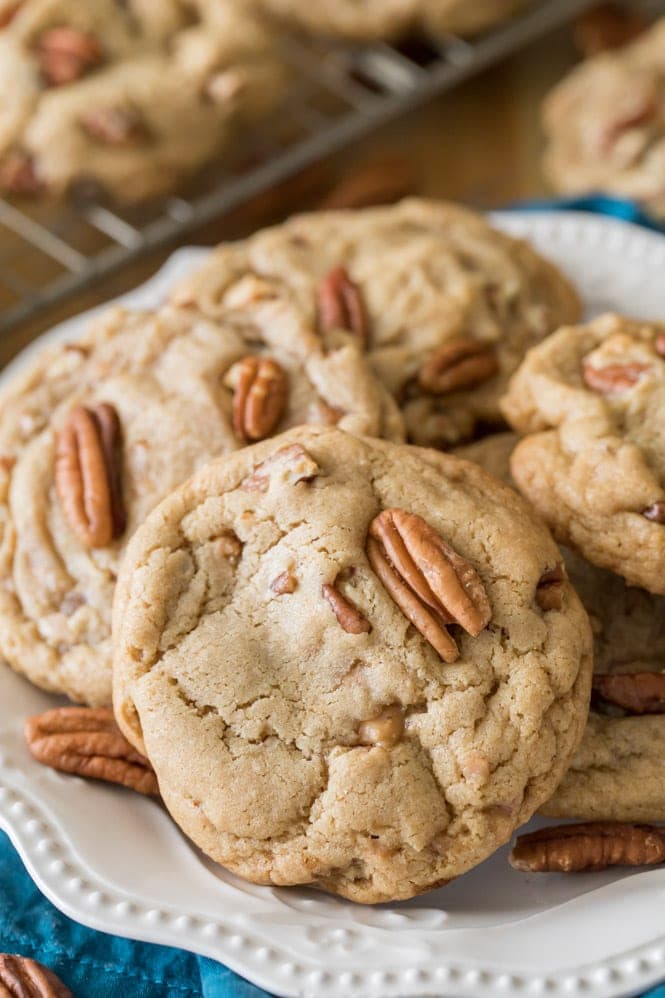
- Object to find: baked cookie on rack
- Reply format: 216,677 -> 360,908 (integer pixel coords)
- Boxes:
171,199 -> 581,448
0,302 -> 402,707
250,0 -> 534,41
113,425 -> 592,903
0,0 -> 285,201
502,313 -> 665,593
543,18 -> 665,219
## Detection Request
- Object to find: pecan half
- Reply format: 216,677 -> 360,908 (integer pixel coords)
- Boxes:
55,403 -> 126,548
80,105 -> 147,145
592,672 -> 665,715
317,266 -> 368,347
322,581 -> 371,634
510,822 -> 665,873
241,443 -> 319,492
574,4 -> 648,57
37,27 -> 103,86
228,356 -> 287,442
0,152 -> 42,195
0,954 -> 72,997
367,509 -> 491,663
418,338 -> 499,395
358,705 -> 404,747
582,360 -> 649,393
643,501 -> 665,524
535,564 -> 567,611
25,707 -> 158,796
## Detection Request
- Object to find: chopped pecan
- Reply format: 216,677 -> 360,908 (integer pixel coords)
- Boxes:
322,581 -> 371,634
0,152 -> 42,195
0,2 -> 22,29
319,156 -> 415,210
55,403 -> 126,549
0,953 -> 72,997
80,105 -> 147,145
271,570 -> 297,595
25,707 -> 158,796
535,564 -> 567,611
418,338 -> 499,395
582,360 -> 649,393
317,266 -> 368,347
358,705 -> 404,747
510,822 -> 665,873
241,443 -> 319,492
592,672 -> 665,715
367,509 -> 491,663
643,501 -> 665,523
574,4 -> 648,57
227,356 -> 287,442
37,27 -> 104,86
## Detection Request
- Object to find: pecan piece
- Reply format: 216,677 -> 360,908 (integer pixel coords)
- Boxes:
80,105 -> 147,145
55,403 -> 126,548
25,707 -> 158,796
0,3 -> 22,29
582,359 -> 649,393
358,705 -> 404,747
271,570 -> 297,595
241,443 -> 319,492
317,266 -> 368,347
227,356 -> 287,442
322,581 -> 371,634
37,27 -> 103,86
367,509 -> 491,663
0,152 -> 42,195
535,564 -> 567,611
643,500 -> 665,523
574,4 -> 648,57
510,822 -> 665,873
418,338 -> 499,395
655,332 -> 665,358
592,672 -> 665,715
0,954 -> 72,997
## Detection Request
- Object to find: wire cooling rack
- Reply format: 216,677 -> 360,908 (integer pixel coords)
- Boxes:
0,0 -> 601,334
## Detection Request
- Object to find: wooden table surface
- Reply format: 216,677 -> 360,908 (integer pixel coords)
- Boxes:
0,22 -> 580,369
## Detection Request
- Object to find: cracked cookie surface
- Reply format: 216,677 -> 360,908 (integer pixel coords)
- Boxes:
543,18 -> 665,219
249,0 -> 534,41
171,199 -> 581,449
0,0 -> 284,201
113,425 -> 592,903
0,303 -> 402,707
502,313 -> 665,593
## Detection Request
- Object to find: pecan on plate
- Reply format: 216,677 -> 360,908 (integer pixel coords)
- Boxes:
358,704 -> 404,747
574,4 -> 648,58
418,338 -> 499,395
0,152 -> 42,195
80,105 -> 147,146
25,707 -> 159,796
367,509 -> 491,663
592,672 -> 665,715
37,27 -> 103,86
322,579 -> 371,634
510,822 -> 665,873
317,266 -> 368,347
55,403 -> 126,549
643,501 -> 665,524
582,360 -> 650,393
227,356 -> 287,443
0,953 -> 72,998
535,564 -> 567,611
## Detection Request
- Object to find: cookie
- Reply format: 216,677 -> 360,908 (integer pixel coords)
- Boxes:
171,199 -> 581,449
543,19 -> 665,219
251,0 -> 534,41
0,0 -> 284,201
0,303 -> 402,706
502,313 -> 665,593
453,432 -> 519,484
542,548 -> 665,822
113,426 -> 592,903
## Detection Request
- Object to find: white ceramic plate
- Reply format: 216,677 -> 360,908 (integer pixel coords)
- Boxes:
2,212 -> 665,998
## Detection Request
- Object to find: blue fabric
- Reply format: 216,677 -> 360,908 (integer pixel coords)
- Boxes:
2,193 -> 664,997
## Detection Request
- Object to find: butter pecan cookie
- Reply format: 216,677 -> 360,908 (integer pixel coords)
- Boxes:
502,313 -> 665,593
113,426 -> 592,903
171,199 -> 581,449
543,18 -> 665,219
250,0 -> 534,41
0,0 -> 284,201
0,303 -> 402,706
